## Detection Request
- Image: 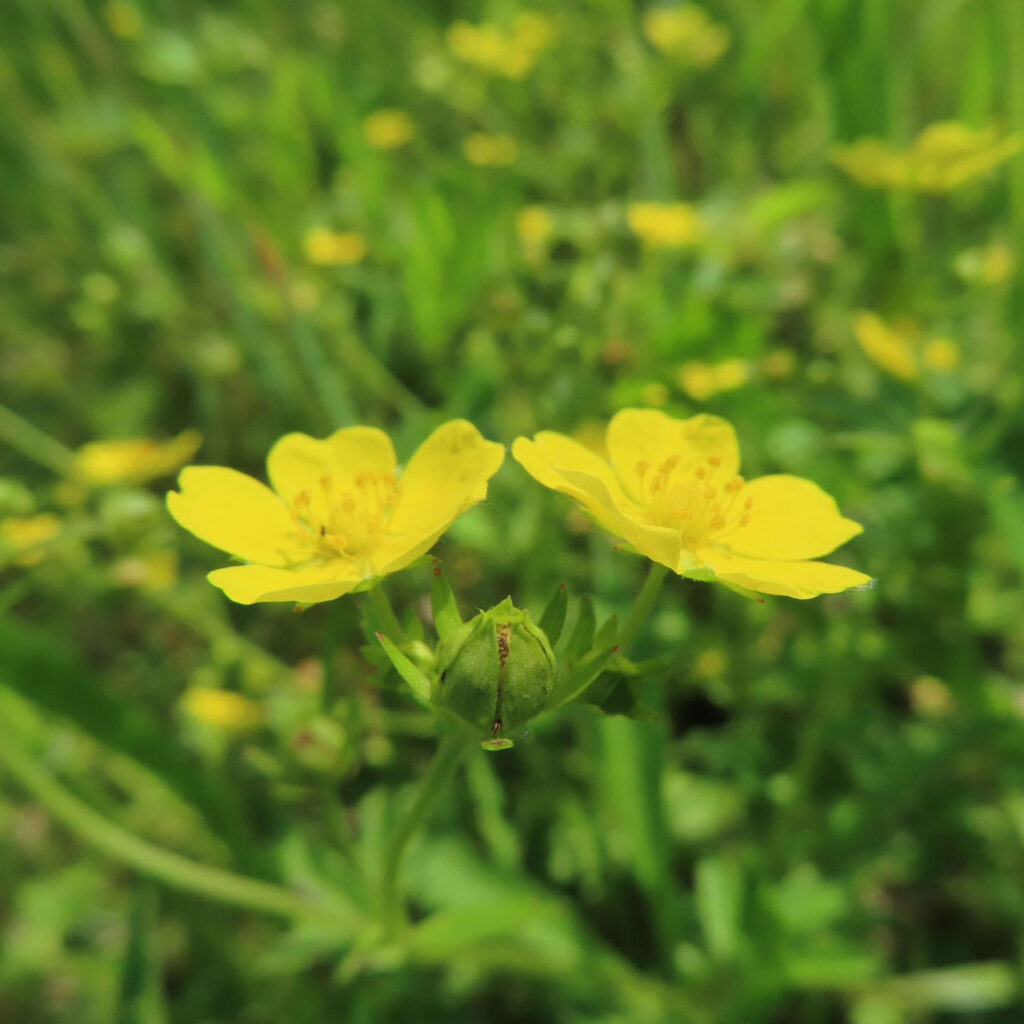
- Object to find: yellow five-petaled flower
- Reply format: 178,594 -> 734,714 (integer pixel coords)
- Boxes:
513,410 -> 871,599
167,421 -> 505,605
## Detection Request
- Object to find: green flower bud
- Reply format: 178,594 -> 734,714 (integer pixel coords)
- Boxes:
435,597 -> 556,743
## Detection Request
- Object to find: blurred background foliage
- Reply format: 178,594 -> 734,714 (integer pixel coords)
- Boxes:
2,0 -> 1024,1021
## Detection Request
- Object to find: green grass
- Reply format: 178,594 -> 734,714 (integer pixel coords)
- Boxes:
2,1 -> 1024,1021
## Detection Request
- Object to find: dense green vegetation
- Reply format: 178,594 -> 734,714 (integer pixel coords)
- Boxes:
2,1 -> 1024,1021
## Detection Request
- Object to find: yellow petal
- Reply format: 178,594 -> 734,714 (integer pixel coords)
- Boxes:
387,420 -> 505,537
207,563 -> 361,604
512,435 -> 681,570
76,429 -> 202,486
167,466 -> 300,566
606,410 -> 739,501
722,475 -> 863,560
266,426 -> 397,519
696,548 -> 872,600
853,312 -> 919,381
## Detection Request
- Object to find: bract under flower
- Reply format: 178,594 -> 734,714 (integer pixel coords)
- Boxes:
512,410 -> 870,599
167,420 -> 505,605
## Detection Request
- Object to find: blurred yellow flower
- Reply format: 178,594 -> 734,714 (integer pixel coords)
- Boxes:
74,430 -> 202,487
516,205 -> 554,249
921,338 -> 961,373
168,421 -> 505,605
853,313 -> 960,381
954,242 -> 1016,286
694,648 -> 728,680
678,359 -> 750,401
303,228 -> 367,266
112,550 -> 179,592
853,313 -> 918,381
831,122 -> 1024,192
103,0 -> 143,40
909,675 -> 954,718
364,109 -> 417,151
181,688 -> 263,730
447,13 -> 555,79
628,202 -> 706,249
761,349 -> 796,380
462,132 -> 518,166
1,514 -> 61,566
643,5 -> 730,68
513,410 -> 870,599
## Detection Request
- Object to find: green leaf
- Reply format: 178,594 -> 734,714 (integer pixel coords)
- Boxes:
563,595 -> 595,662
695,856 -> 743,962
593,613 -> 618,650
115,887 -> 167,1024
538,582 -> 568,645
551,645 -> 618,708
375,633 -> 433,702
430,568 -> 462,643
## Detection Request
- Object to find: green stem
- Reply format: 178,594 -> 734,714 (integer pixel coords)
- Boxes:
617,562 -> 669,653
380,733 -> 474,932
0,736 -> 341,921
0,402 -> 76,475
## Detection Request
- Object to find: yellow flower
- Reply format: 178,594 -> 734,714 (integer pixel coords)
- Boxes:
181,688 -> 263,730
513,410 -> 870,599
303,228 -> 368,266
627,202 -> 706,249
462,133 -> 518,166
112,550 -> 179,592
516,205 -> 554,249
853,313 -> 960,380
1,514 -> 62,566
677,359 -> 750,401
830,122 -> 1024,192
643,5 -> 730,68
74,430 -> 202,487
167,421 -> 505,605
103,0 -> 143,39
853,313 -> 919,381
364,109 -> 417,151
447,13 -> 555,79
954,242 -> 1016,286
921,338 -> 960,373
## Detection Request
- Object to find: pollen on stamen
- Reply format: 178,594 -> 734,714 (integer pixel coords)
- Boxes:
659,455 -> 681,474
744,496 -> 753,510
695,467 -> 708,480
725,476 -> 744,493
635,460 -> 649,476
708,455 -> 722,467
710,515 -> 726,529
319,475 -> 333,491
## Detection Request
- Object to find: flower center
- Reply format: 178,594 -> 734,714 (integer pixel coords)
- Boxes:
633,454 -> 752,546
288,471 -> 402,564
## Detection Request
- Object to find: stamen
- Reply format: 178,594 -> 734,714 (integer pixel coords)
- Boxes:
635,460 -> 649,476
725,476 -> 744,493
708,455 -> 722,467
695,467 -> 708,480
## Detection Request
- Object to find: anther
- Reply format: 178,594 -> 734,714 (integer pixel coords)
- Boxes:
708,455 -> 722,467
635,460 -> 649,476
659,455 -> 681,474
744,496 -> 753,510
725,476 -> 744,493
710,515 -> 726,529
696,467 -> 708,480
